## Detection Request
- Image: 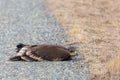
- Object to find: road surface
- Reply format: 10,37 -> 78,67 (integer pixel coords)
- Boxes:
0,0 -> 89,80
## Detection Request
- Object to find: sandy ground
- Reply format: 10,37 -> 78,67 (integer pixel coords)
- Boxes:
46,0 -> 120,79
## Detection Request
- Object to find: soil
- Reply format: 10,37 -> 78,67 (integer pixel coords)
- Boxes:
46,0 -> 120,79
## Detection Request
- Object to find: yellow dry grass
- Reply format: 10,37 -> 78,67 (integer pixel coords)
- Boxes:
46,0 -> 120,79
109,57 -> 120,72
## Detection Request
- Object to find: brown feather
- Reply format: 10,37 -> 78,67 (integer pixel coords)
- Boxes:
9,44 -> 75,62
22,45 -> 72,61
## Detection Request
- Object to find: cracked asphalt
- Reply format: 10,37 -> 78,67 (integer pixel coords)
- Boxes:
0,0 -> 89,80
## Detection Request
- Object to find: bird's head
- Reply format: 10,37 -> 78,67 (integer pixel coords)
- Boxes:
16,43 -> 26,52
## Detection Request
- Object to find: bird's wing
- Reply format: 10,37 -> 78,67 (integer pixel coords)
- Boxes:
26,51 -> 46,61
21,55 -> 37,61
9,56 -> 23,61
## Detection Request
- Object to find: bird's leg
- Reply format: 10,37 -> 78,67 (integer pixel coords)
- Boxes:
68,47 -> 78,57
70,51 -> 78,57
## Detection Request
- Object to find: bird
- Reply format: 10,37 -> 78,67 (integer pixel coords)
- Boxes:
9,43 -> 77,62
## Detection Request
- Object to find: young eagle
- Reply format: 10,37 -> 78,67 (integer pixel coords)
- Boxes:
9,43 -> 77,61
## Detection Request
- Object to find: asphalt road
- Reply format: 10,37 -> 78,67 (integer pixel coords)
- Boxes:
0,0 -> 89,80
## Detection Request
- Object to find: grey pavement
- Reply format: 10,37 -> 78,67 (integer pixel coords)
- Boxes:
0,0 -> 89,80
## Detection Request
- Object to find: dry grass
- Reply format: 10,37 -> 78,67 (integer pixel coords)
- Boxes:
46,0 -> 120,79
109,57 -> 120,72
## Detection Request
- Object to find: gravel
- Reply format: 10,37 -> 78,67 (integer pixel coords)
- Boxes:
0,0 -> 89,80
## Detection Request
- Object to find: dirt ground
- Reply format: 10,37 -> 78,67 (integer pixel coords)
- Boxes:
46,0 -> 120,79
